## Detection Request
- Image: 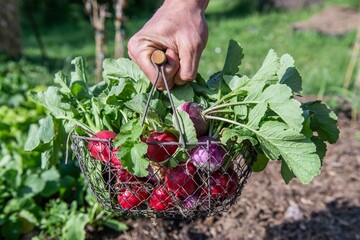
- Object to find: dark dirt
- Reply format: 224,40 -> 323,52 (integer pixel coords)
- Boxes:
92,99 -> 360,240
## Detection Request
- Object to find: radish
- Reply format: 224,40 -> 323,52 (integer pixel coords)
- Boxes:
117,184 -> 149,209
116,168 -> 144,183
146,131 -> 178,162
177,102 -> 208,137
149,185 -> 174,211
165,162 -> 198,200
201,169 -> 239,200
190,136 -> 227,172
88,130 -> 121,166
183,195 -> 199,209
116,165 -> 158,185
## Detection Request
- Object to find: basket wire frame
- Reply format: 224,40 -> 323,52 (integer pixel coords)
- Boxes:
71,51 -> 254,218
71,134 -> 254,218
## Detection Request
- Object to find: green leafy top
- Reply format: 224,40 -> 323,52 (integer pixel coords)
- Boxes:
200,40 -> 339,184
25,39 -> 339,184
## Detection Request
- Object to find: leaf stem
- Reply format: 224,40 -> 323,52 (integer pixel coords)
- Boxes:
203,101 -> 259,115
63,117 -> 94,135
212,120 -> 225,138
204,115 -> 254,133
76,100 -> 98,132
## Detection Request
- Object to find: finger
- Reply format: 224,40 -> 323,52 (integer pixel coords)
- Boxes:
128,36 -> 162,88
151,48 -> 179,91
159,48 -> 179,90
129,49 -> 159,87
174,47 -> 200,86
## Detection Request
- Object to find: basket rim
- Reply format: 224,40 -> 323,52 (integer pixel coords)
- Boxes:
72,133 -> 225,146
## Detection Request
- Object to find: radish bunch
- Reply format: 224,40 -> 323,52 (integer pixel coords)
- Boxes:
31,41 -> 339,215
86,102 -> 239,211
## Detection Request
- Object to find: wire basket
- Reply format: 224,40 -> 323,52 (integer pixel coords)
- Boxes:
71,50 -> 255,218
71,135 -> 254,218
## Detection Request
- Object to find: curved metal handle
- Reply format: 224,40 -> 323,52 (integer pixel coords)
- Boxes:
141,50 -> 186,148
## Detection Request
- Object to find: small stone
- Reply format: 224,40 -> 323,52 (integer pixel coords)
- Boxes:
284,204 -> 303,220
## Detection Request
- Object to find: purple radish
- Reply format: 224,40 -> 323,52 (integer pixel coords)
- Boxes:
177,102 -> 209,137
190,136 -> 227,172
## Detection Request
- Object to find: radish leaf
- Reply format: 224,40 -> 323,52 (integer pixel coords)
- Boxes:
257,121 -> 320,184
117,141 -> 149,177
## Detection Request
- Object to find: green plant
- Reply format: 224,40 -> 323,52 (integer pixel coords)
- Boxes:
35,192 -> 127,240
0,60 -> 127,240
0,60 -> 51,107
27,40 -> 339,187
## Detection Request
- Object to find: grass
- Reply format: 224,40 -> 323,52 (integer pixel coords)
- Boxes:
21,0 -> 359,95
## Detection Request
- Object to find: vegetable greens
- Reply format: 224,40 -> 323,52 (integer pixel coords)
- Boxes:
26,40 -> 339,184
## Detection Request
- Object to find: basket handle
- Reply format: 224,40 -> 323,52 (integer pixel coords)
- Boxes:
140,50 -> 186,148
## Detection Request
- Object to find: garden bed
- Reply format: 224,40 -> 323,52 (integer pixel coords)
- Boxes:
92,104 -> 360,240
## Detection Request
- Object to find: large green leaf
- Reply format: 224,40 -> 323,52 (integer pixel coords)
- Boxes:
223,75 -> 249,91
106,79 -> 136,103
220,128 -> 258,146
170,83 -> 194,107
301,101 -> 339,144
251,49 -> 280,83
117,142 -> 149,177
54,71 -> 71,94
173,110 -> 198,144
281,160 -> 296,183
245,84 -> 304,131
278,54 -> 302,94
257,121 -> 321,184
19,209 -> 39,226
31,87 -> 74,119
246,102 -> 267,129
70,57 -> 88,83
114,119 -> 143,147
20,174 -> 46,197
24,115 -> 55,151
222,39 -> 244,76
62,213 -> 89,240
124,93 -> 162,123
103,58 -> 149,93
40,167 -> 61,197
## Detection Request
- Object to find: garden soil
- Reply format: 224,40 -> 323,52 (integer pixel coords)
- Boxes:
91,98 -> 360,240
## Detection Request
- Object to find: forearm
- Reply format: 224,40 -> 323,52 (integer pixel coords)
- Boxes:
163,0 -> 209,11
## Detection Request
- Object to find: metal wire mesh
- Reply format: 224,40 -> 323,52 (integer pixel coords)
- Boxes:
71,133 -> 254,219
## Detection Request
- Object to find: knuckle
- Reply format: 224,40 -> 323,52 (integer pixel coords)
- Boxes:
181,72 -> 197,81
127,36 -> 140,55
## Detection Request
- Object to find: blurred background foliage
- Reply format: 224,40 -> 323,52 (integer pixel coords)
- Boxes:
0,0 -> 359,239
17,0 -> 359,94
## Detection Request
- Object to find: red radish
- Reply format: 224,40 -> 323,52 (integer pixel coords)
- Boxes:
146,131 -> 178,162
165,162 -> 198,199
117,184 -> 149,210
190,136 -> 227,172
225,169 -> 239,196
116,165 -> 158,186
116,168 -> 142,183
88,130 -> 121,166
149,185 -> 174,211
201,169 -> 239,200
177,102 -> 208,137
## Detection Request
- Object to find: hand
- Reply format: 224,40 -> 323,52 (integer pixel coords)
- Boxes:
127,0 -> 209,90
